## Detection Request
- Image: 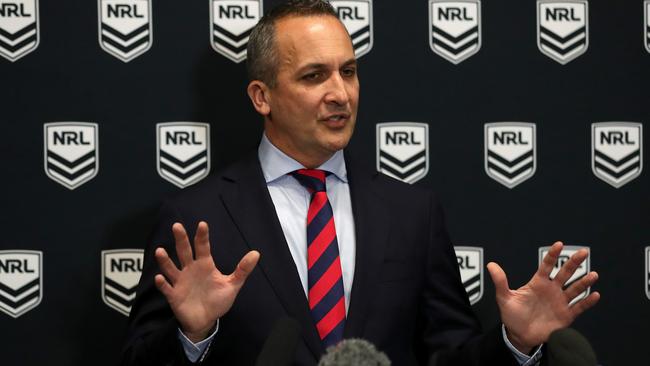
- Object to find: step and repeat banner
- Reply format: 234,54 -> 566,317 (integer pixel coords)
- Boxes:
1,0 -> 648,365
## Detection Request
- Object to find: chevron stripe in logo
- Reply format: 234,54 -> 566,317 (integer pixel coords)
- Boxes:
44,122 -> 99,190
0,0 -> 39,62
537,1 -> 588,64
101,249 -> 143,316
210,0 -> 261,63
539,246 -> 590,305
485,122 -> 536,189
643,0 -> 650,52
98,0 -> 152,62
592,122 -> 643,188
331,0 -> 373,58
454,246 -> 483,305
157,122 -> 210,188
429,0 -> 481,64
0,250 -> 42,318
376,122 -> 428,184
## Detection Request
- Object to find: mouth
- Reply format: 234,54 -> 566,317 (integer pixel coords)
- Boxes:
320,113 -> 351,128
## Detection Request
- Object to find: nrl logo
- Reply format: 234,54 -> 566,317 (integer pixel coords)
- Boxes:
44,122 -> 99,190
376,122 -> 429,184
101,249 -> 143,316
0,0 -> 39,62
331,0 -> 373,59
210,0 -> 262,63
645,1 -> 650,54
98,0 -> 153,62
645,246 -> 649,301
539,245 -> 590,305
454,246 -> 483,305
484,122 -> 536,189
157,122 -> 210,189
537,0 -> 588,64
0,250 -> 42,318
592,122 -> 643,188
429,0 -> 481,64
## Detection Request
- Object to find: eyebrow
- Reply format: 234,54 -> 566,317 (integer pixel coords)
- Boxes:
297,58 -> 357,74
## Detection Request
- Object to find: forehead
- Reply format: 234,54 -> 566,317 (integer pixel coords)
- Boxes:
274,15 -> 355,69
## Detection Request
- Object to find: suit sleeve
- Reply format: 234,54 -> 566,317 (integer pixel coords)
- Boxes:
416,193 -> 519,366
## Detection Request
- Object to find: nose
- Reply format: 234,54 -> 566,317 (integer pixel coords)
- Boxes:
324,73 -> 349,106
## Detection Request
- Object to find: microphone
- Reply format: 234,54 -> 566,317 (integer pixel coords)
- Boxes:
542,328 -> 597,366
318,338 -> 391,366
255,317 -> 302,366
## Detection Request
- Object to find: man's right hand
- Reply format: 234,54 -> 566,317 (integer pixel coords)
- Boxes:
154,221 -> 260,343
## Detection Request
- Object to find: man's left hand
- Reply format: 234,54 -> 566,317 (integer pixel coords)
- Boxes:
486,241 -> 600,354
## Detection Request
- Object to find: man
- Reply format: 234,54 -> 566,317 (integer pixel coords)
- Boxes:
121,1 -> 600,365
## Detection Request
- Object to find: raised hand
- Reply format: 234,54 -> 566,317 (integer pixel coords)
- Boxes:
486,241 -> 600,354
154,221 -> 260,342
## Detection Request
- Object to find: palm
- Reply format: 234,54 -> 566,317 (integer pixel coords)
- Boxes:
154,222 -> 260,341
487,242 -> 600,352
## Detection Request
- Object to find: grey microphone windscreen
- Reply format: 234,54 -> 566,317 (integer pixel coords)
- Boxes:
543,328 -> 597,366
318,338 -> 391,366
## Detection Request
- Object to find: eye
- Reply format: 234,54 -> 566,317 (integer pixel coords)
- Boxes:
341,67 -> 356,78
303,72 -> 322,81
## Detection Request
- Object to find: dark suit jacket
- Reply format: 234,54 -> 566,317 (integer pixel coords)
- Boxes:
121,151 -> 519,366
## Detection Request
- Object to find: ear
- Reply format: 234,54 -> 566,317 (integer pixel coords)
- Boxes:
247,80 -> 271,116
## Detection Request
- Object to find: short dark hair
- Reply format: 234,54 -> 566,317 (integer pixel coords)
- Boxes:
246,0 -> 340,88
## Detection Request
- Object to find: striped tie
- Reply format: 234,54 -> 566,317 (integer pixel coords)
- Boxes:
290,169 -> 346,348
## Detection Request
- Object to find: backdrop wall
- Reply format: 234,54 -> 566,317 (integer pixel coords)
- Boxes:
1,0 -> 648,365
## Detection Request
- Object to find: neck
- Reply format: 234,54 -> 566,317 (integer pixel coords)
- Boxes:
264,132 -> 334,169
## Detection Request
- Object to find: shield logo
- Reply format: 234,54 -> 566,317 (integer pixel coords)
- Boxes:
0,250 -> 42,318
645,247 -> 650,300
645,1 -> 650,54
429,0 -> 481,64
210,0 -> 262,63
539,245 -> 590,305
537,0 -> 588,64
330,0 -> 373,59
98,0 -> 153,62
44,122 -> 99,190
157,122 -> 210,188
376,122 -> 429,184
101,249 -> 144,316
484,122 -> 536,189
592,122 -> 643,188
0,0 -> 39,62
454,246 -> 483,305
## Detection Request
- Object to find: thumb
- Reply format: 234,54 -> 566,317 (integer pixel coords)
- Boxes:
231,250 -> 260,288
487,262 -> 510,300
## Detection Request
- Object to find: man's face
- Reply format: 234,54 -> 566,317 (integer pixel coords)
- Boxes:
263,15 -> 359,167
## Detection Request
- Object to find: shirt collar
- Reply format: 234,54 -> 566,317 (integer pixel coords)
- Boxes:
258,133 -> 348,184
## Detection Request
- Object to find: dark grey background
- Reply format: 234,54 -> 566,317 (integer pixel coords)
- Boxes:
1,0 -> 648,365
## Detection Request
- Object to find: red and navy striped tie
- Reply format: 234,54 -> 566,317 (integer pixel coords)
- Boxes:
290,169 -> 346,348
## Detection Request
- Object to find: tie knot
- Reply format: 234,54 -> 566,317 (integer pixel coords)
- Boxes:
290,169 -> 328,193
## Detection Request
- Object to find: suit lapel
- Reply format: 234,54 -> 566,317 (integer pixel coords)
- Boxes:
343,155 -> 391,339
218,151 -> 324,359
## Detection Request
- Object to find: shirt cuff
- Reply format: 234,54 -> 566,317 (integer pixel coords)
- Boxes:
177,320 -> 219,363
501,324 -> 543,366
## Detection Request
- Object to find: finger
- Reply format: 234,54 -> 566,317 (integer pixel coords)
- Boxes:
487,262 -> 510,300
565,271 -> 598,302
230,250 -> 261,288
154,247 -> 180,284
172,222 -> 194,267
193,221 -> 212,259
154,274 -> 175,301
537,241 -> 564,279
570,291 -> 600,318
554,248 -> 589,285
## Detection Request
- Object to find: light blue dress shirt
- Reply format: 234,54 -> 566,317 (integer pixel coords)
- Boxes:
178,135 -> 541,365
